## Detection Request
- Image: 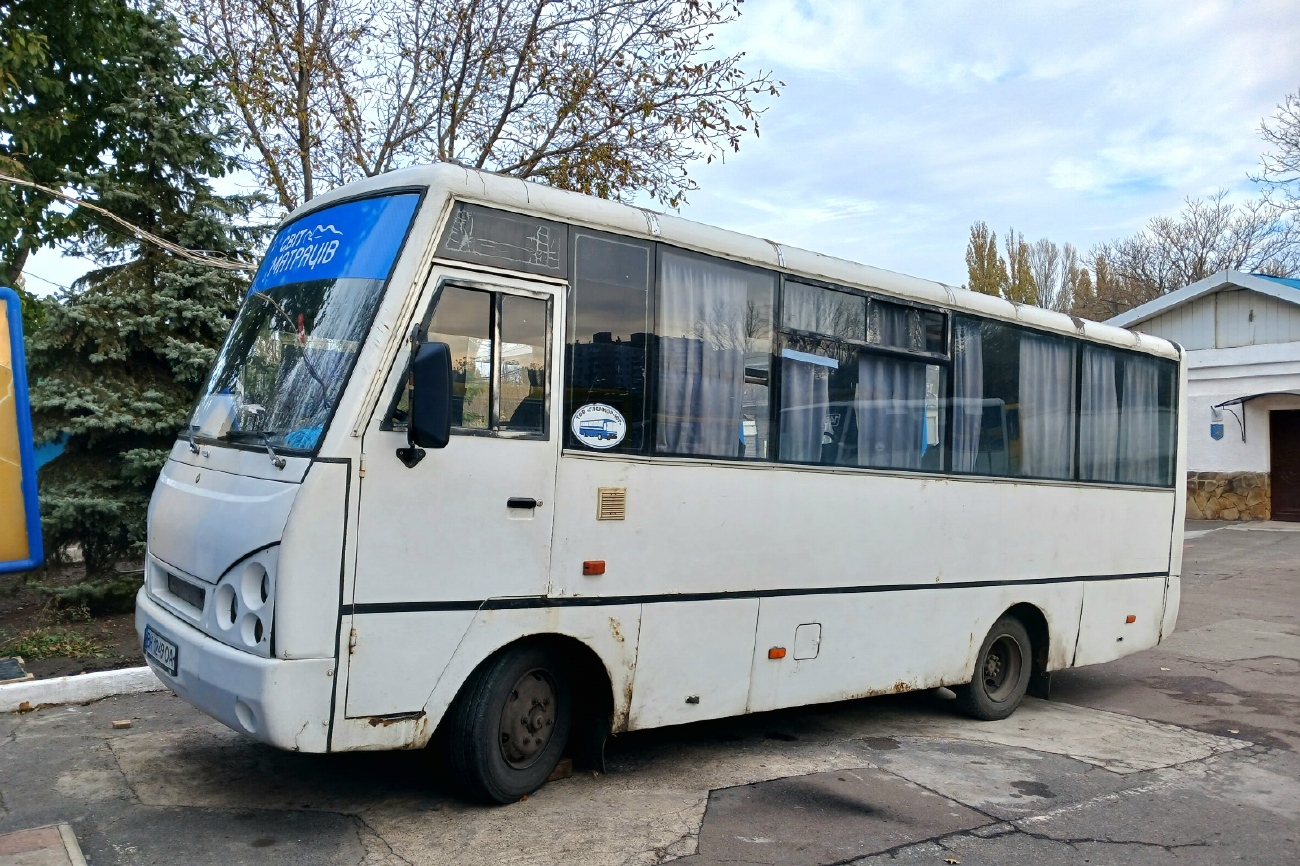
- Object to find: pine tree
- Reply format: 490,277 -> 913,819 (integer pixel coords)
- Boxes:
28,4 -> 260,604
964,221 -> 1009,297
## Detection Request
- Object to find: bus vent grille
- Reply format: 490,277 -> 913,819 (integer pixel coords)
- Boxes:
596,487 -> 627,521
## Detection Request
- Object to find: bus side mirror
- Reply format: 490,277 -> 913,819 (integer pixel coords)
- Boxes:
397,341 -> 452,467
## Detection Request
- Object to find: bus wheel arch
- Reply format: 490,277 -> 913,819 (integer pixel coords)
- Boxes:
529,633 -> 615,773
954,604 -> 1046,721
437,633 -> 614,801
1004,602 -> 1051,684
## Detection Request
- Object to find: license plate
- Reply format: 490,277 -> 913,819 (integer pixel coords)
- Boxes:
143,625 -> 178,677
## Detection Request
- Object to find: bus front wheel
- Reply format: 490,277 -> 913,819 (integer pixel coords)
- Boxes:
443,644 -> 573,803
954,616 -> 1032,721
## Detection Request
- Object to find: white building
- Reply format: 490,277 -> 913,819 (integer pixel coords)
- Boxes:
1109,271 -> 1300,521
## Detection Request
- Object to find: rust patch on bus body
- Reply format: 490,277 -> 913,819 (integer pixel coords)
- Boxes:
608,617 -> 625,643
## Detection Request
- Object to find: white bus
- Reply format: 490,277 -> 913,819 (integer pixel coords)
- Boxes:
137,166 -> 1186,803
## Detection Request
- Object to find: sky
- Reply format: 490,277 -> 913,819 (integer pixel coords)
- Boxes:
22,0 -> 1300,293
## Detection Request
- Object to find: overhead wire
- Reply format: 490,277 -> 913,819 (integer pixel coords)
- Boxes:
0,171 -> 257,272
18,271 -> 71,293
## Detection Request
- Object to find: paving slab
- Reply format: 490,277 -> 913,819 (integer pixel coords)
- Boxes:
1157,618 -> 1300,662
0,825 -> 85,866
677,767 -> 988,866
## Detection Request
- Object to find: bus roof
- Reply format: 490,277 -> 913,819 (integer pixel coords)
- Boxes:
283,164 -> 1181,362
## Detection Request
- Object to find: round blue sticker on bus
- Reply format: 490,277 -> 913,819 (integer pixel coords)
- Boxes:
572,404 -> 626,449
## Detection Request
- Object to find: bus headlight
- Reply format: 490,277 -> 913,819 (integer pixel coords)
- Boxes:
206,548 -> 278,657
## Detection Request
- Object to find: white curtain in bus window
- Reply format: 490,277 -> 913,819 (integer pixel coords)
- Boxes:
856,356 -> 926,469
1118,356 -> 1161,485
868,299 -> 945,354
778,351 -> 833,463
951,318 -> 984,473
1079,345 -> 1120,481
655,252 -> 749,457
1018,334 -> 1076,479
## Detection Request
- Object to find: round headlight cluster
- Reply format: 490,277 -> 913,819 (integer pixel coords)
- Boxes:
216,562 -> 270,648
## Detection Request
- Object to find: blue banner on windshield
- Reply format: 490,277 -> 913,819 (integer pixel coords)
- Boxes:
249,193 -> 421,293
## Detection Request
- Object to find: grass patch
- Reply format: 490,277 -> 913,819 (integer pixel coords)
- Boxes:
1,628 -> 112,661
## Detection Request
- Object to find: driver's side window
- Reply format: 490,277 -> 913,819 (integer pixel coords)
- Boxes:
386,285 -> 549,438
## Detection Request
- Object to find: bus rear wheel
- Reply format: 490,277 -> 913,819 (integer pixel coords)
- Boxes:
954,616 -> 1032,721
443,644 -> 573,804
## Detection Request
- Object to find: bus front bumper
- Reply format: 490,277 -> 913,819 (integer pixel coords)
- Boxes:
135,588 -> 335,752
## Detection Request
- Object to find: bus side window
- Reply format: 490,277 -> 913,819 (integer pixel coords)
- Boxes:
953,316 -> 1077,481
778,282 -> 947,472
566,232 -> 653,452
655,248 -> 774,460
1079,346 -> 1177,486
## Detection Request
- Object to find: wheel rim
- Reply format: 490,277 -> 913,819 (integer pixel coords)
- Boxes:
981,634 -> 1023,703
498,668 -> 559,769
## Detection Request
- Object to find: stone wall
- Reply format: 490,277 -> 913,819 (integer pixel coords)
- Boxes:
1186,471 -> 1270,521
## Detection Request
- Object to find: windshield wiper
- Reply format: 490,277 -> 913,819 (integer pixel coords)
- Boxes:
187,425 -> 200,455
222,430 -> 287,470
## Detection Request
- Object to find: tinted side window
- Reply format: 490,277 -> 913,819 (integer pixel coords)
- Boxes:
868,298 -> 945,355
566,232 -> 652,451
783,281 -> 864,341
1080,345 -> 1177,486
438,202 -> 568,278
655,248 -> 775,459
778,338 -> 945,471
952,317 -> 1076,480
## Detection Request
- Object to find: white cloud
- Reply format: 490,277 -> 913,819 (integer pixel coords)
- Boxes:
31,1 -> 1300,292
674,0 -> 1300,284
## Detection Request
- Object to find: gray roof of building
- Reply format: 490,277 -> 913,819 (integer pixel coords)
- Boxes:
1107,270 -> 1300,328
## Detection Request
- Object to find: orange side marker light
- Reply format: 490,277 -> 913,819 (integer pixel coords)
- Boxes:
582,560 -> 605,576
768,647 -> 787,660
1125,615 -> 1137,624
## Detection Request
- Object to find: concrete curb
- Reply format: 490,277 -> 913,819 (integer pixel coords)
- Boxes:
1,666 -> 164,714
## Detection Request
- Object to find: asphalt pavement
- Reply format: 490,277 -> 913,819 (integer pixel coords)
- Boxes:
2,521 -> 1298,866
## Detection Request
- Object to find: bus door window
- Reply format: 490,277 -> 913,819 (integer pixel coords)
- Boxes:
499,294 -> 548,434
385,285 -> 552,437
426,287 -> 493,429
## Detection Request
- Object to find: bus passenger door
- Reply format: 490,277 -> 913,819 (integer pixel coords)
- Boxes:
346,277 -> 561,718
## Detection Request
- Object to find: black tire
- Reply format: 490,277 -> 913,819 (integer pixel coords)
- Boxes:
443,644 -> 572,804
954,615 -> 1033,721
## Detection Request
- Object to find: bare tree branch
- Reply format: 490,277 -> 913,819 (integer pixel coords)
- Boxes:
171,0 -> 779,213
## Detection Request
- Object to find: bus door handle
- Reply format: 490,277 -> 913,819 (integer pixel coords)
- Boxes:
507,497 -> 540,509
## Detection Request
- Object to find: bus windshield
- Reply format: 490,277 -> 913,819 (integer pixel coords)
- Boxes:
191,192 -> 421,455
